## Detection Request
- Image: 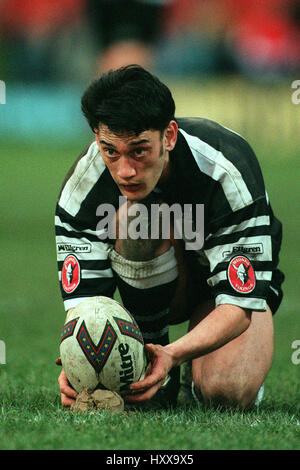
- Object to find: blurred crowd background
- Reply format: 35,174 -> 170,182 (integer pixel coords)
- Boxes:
0,0 -> 300,143
1,0 -> 300,82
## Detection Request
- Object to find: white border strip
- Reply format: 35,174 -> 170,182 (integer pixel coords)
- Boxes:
215,294 -> 267,311
179,128 -> 253,211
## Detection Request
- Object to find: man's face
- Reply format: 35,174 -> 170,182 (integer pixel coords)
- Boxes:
95,122 -> 177,201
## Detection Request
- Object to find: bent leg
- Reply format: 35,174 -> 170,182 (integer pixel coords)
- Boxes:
190,301 -> 274,409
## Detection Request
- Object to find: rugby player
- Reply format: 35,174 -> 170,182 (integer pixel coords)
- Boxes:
55,65 -> 284,409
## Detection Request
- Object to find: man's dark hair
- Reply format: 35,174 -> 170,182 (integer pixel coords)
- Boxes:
81,65 -> 176,136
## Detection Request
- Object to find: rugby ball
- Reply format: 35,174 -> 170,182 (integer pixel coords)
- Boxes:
59,296 -> 145,394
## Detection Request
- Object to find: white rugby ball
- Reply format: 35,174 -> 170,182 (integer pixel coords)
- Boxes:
60,296 -> 145,394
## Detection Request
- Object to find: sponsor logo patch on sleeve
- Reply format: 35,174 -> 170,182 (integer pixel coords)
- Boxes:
62,254 -> 80,294
222,243 -> 264,258
57,243 -> 91,254
227,255 -> 256,294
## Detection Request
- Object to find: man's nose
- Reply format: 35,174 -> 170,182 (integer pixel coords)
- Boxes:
117,156 -> 136,179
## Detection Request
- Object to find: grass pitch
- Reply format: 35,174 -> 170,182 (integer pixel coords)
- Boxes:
0,115 -> 299,450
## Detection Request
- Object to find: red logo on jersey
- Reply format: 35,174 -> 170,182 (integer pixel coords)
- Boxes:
62,255 -> 80,294
227,255 -> 255,294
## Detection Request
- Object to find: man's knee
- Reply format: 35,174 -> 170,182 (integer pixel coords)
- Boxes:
114,196 -> 172,261
193,373 -> 262,409
115,236 -> 171,261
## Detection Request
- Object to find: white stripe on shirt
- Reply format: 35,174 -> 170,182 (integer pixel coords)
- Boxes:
179,128 -> 253,211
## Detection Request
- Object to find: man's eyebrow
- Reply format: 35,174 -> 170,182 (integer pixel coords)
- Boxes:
99,140 -> 115,147
128,139 -> 151,146
99,138 -> 151,147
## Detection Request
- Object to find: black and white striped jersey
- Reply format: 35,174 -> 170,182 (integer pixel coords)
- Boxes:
55,117 -> 283,314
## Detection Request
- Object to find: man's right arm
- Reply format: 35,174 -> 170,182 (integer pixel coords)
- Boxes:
55,202 -> 116,312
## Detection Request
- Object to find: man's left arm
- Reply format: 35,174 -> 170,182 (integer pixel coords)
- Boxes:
126,303 -> 251,403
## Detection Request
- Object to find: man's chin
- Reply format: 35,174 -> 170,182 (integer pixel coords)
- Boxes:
119,185 -> 149,201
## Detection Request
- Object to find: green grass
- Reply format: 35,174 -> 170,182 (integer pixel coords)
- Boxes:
0,133 -> 299,450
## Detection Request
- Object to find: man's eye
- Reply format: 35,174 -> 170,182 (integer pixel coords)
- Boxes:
105,148 -> 116,156
134,148 -> 146,156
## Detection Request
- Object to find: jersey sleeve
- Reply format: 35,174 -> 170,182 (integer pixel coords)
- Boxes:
178,121 -> 283,312
55,203 -> 116,311
203,193 -> 282,312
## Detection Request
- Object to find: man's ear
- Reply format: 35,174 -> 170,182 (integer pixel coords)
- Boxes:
164,120 -> 178,151
94,129 -> 100,146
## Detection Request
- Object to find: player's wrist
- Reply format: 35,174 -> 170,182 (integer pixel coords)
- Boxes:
164,343 -> 186,367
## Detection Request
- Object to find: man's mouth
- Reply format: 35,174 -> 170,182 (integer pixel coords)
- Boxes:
119,183 -> 141,191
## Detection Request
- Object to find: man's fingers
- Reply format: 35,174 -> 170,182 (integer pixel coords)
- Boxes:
129,362 -> 166,393
125,378 -> 165,403
61,393 -> 76,407
129,342 -> 171,393
130,371 -> 163,392
59,382 -> 78,399
131,356 -> 166,391
58,370 -> 78,399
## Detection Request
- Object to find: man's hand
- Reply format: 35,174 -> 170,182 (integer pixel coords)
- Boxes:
124,343 -> 177,403
56,358 -> 78,407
